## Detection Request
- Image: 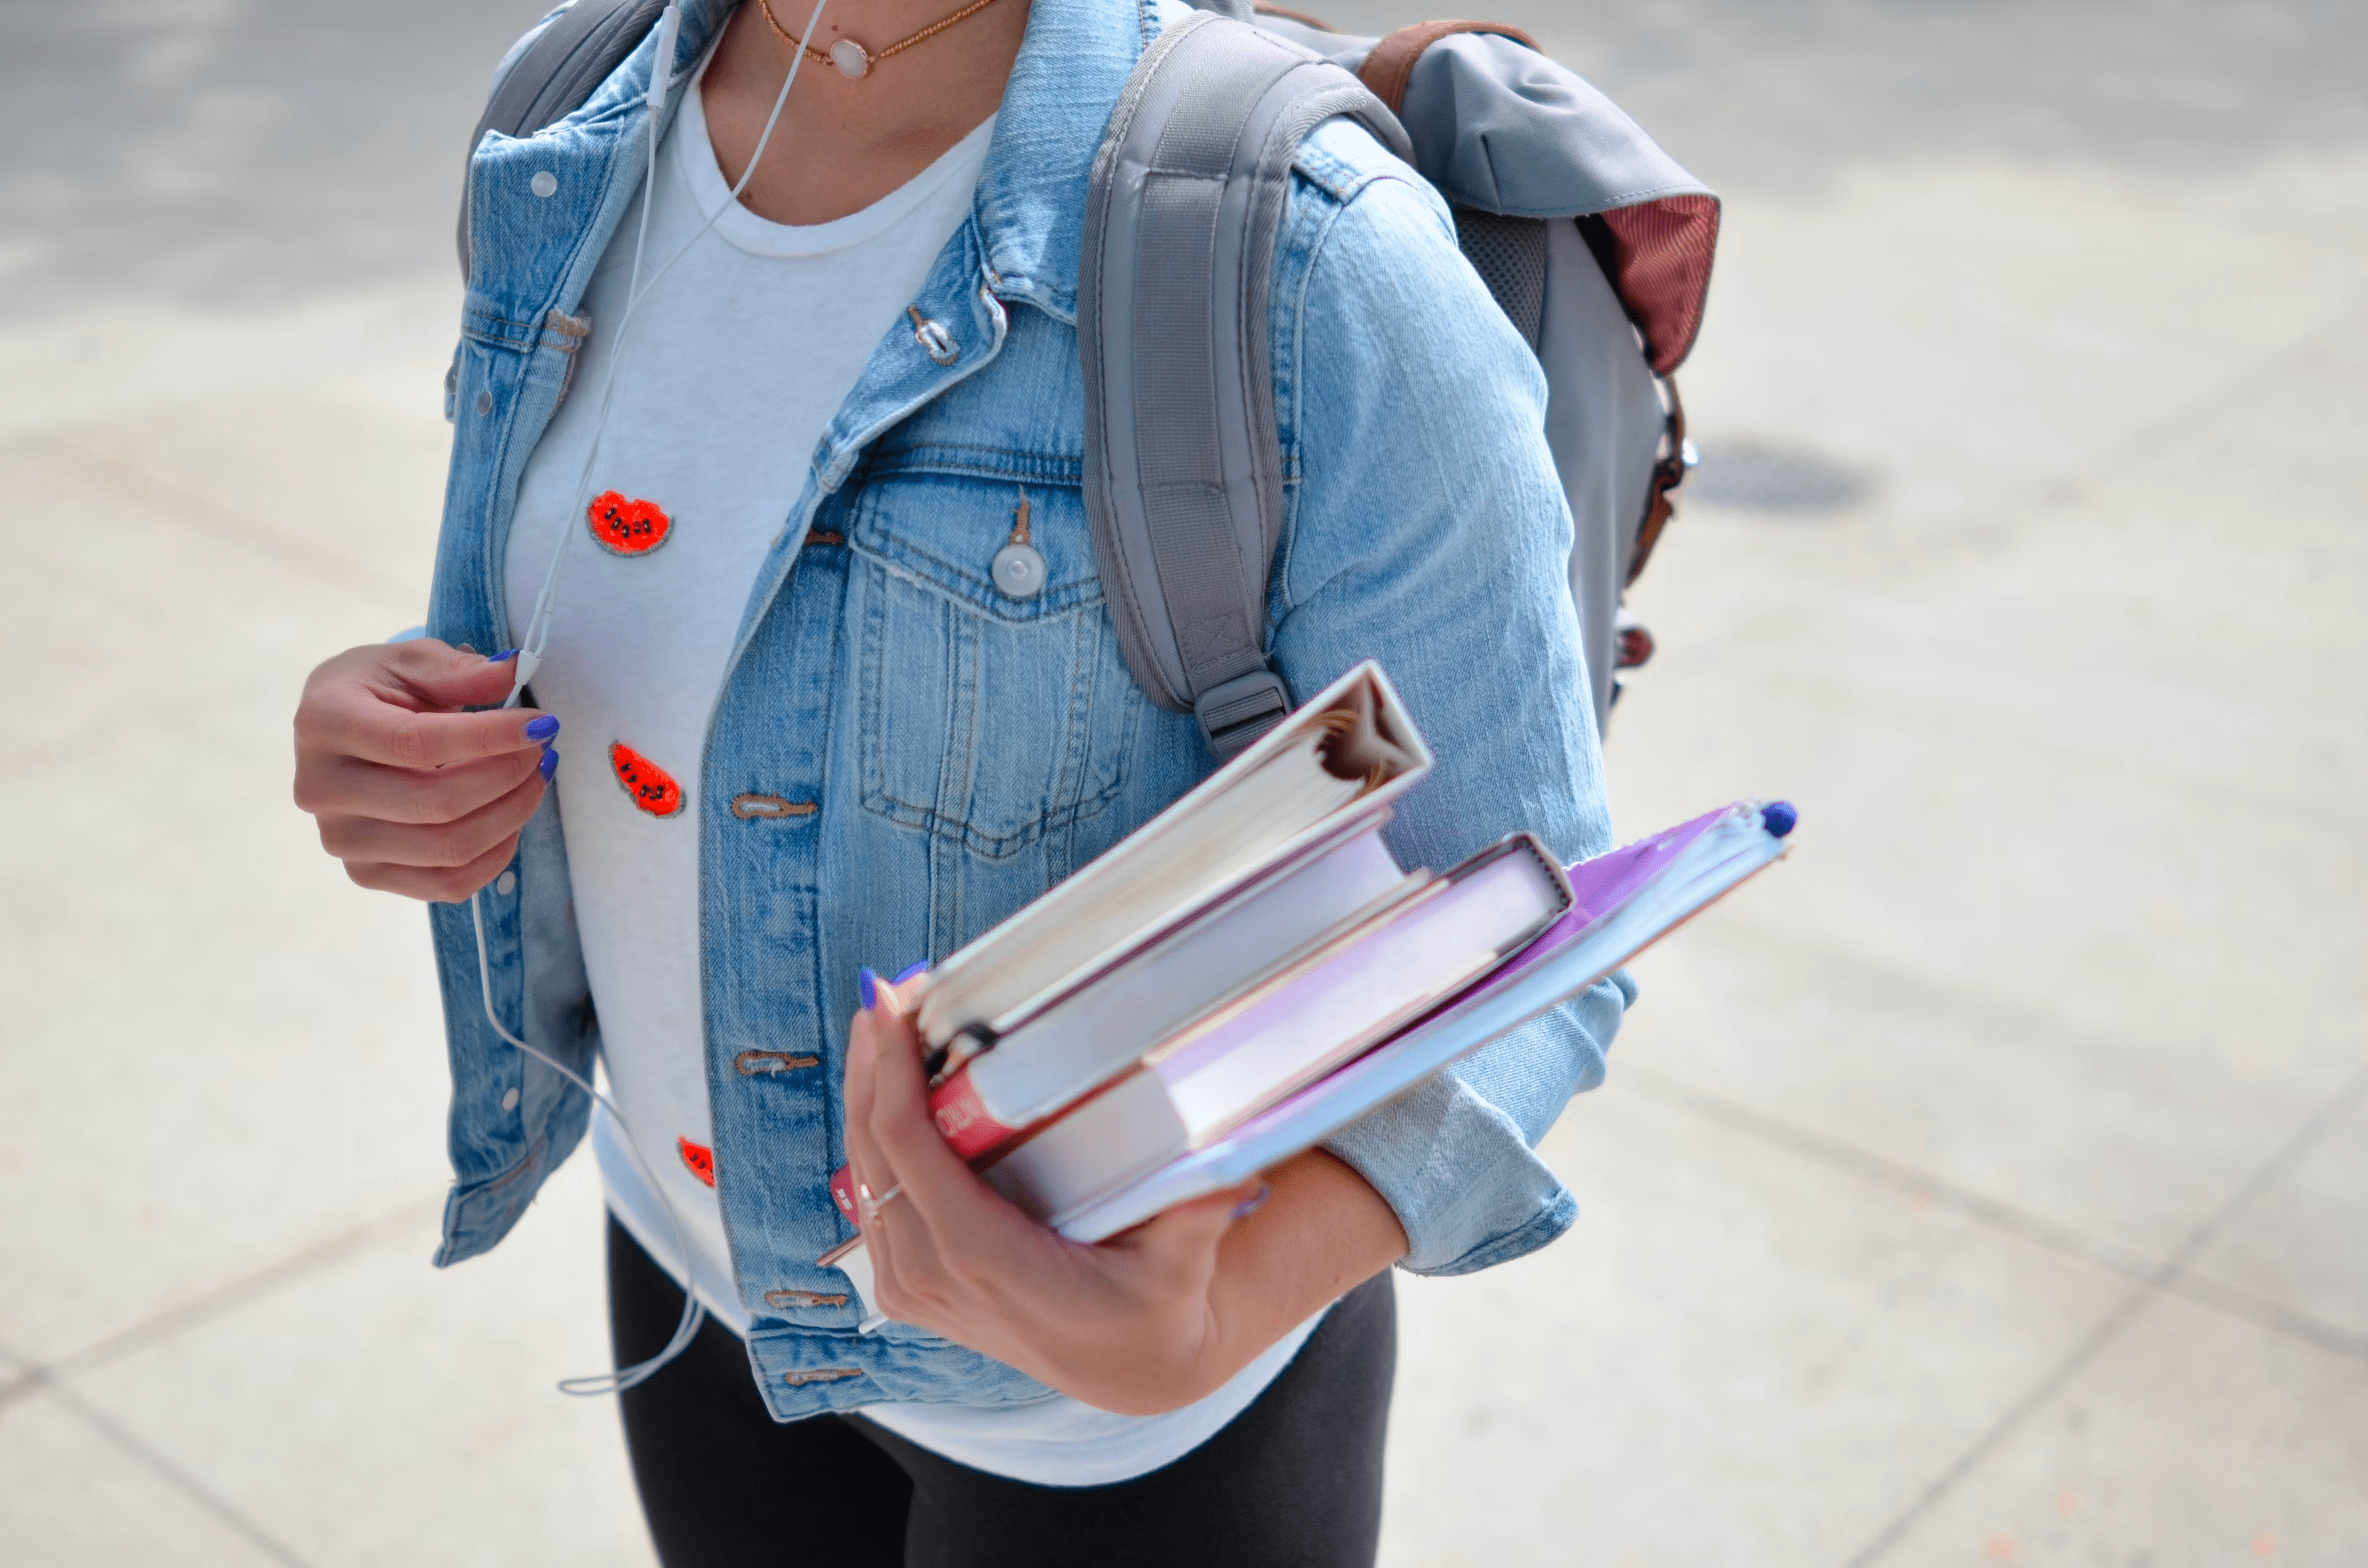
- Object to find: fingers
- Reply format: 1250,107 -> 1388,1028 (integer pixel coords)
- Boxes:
293,645 -> 561,899
857,984 -> 1007,1226
344,831 -> 525,904
840,989 -> 932,1315
841,991 -> 887,1220
302,745 -> 545,826
839,990 -> 902,1238
844,978 -> 1060,1326
311,685 -> 556,772
295,641 -> 553,776
316,764 -> 548,870
383,639 -> 532,711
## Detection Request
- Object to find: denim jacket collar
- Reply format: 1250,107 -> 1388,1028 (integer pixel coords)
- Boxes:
969,0 -> 1161,322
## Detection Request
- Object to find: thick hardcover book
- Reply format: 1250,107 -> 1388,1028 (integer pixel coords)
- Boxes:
910,662 -> 1430,1057
928,826 -> 1421,1158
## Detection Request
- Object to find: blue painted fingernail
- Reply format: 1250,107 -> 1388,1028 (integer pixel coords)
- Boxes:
894,961 -> 928,984
1761,800 -> 1798,838
524,715 -> 560,741
858,967 -> 878,1012
1231,1181 -> 1271,1221
539,747 -> 558,780
489,648 -> 521,662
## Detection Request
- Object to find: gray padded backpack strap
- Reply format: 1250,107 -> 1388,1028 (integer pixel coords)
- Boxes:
457,0 -> 662,282
1080,11 -> 1412,760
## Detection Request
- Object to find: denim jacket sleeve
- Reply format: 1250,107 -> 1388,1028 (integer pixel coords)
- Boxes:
1268,120 -> 1635,1276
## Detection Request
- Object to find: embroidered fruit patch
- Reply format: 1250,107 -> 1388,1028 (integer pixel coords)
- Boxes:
587,490 -> 672,556
678,1136 -> 716,1189
610,742 -> 684,816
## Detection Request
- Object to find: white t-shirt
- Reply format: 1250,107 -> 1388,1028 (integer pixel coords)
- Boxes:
505,79 -> 1316,1487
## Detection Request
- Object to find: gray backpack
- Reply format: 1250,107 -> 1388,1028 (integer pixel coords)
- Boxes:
462,0 -> 1717,756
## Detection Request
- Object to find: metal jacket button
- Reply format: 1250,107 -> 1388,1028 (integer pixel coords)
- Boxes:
992,542 -> 1046,598
992,490 -> 1044,598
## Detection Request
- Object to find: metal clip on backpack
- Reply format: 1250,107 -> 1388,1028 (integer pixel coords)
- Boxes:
462,0 -> 1718,758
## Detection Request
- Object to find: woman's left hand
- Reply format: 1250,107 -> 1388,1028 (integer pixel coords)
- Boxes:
841,974 -> 1405,1416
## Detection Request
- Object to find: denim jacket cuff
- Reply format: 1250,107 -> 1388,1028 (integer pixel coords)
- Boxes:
1322,1070 -> 1582,1276
434,1140 -> 555,1267
1318,974 -> 1629,1274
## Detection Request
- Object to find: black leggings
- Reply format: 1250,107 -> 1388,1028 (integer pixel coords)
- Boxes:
606,1217 -> 1396,1568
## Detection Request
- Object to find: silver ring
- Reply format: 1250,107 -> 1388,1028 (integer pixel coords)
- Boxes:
858,1181 -> 905,1222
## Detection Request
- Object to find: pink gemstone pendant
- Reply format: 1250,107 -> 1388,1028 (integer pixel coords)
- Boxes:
829,38 -> 871,78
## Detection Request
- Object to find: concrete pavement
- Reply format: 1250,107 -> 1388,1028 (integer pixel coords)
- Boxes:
3,2 -> 2362,1564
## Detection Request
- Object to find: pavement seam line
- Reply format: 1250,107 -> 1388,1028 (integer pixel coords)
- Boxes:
25,432 -> 403,596
0,1198 -> 440,1412
1839,1055 -> 2368,1567
30,1367 -> 318,1568
1622,1067 -> 2368,1364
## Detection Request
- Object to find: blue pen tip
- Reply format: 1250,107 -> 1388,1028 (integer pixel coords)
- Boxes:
1760,800 -> 1798,839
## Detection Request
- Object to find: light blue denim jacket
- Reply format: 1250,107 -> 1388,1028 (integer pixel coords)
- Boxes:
426,0 -> 1632,1419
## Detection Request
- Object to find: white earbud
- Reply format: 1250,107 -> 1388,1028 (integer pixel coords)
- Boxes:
647,6 -> 683,114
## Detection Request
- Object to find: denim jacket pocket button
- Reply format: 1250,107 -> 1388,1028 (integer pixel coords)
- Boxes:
529,171 -> 558,198
991,541 -> 1046,598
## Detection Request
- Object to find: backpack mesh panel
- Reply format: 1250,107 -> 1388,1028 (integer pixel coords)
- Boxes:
1452,206 -> 1548,351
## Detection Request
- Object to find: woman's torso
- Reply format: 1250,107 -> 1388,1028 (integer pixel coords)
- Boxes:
424,0 -> 1620,1426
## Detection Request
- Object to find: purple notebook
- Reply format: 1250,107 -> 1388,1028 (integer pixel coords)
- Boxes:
1048,800 -> 1797,1242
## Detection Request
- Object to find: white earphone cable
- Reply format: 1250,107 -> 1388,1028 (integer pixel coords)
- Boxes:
471,885 -> 705,1395
481,0 -> 834,1395
506,0 -> 829,711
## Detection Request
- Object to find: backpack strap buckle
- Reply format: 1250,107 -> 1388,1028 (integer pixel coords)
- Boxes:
1194,669 -> 1293,761
1627,380 -> 1691,588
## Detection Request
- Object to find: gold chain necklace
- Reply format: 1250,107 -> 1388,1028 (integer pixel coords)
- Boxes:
758,0 -> 1007,79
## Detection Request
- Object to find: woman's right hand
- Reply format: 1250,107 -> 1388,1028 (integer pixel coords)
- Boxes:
292,640 -> 560,902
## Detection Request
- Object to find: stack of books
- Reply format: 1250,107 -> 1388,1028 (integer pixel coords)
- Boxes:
821,663 -> 1792,1319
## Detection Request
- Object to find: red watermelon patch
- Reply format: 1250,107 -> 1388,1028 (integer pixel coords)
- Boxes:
610,742 -> 684,817
587,490 -> 672,556
678,1136 -> 716,1188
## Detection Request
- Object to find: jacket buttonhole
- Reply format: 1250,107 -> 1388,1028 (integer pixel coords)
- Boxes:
764,1288 -> 851,1308
730,793 -> 818,820
734,1050 -> 822,1076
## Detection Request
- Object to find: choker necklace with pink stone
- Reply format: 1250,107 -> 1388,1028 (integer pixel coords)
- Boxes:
760,0 -> 1007,79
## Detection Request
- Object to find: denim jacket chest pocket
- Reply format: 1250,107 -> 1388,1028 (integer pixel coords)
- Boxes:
846,460 -> 1141,861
